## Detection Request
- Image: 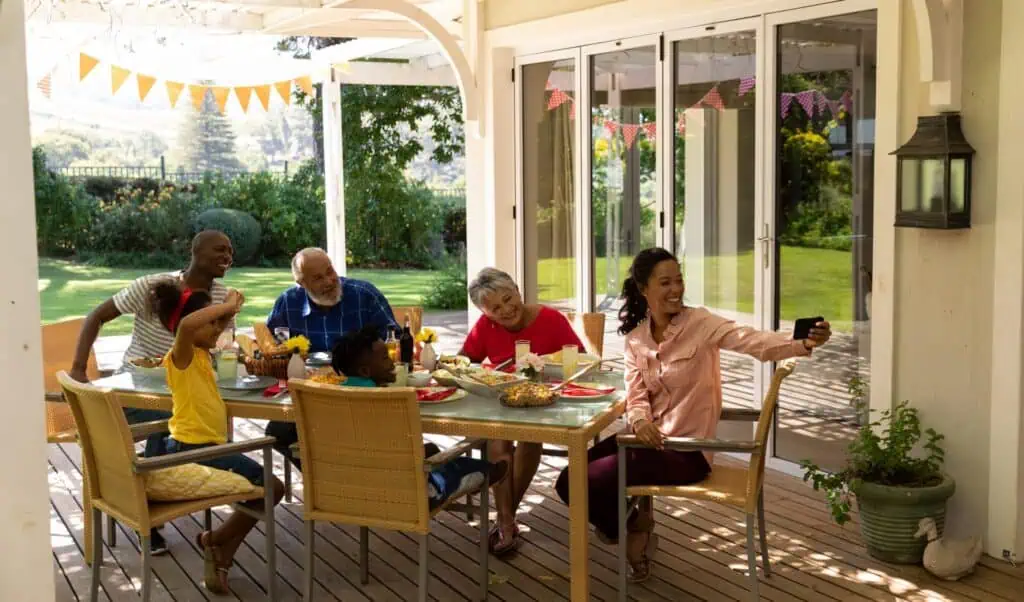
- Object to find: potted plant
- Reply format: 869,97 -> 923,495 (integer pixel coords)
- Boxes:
801,378 -> 953,564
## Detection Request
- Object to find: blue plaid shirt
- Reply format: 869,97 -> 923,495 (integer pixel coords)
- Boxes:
266,278 -> 397,353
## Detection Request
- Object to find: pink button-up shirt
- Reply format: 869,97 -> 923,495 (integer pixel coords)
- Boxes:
624,307 -> 810,459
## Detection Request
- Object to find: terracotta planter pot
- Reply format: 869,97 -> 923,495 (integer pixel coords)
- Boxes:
853,474 -> 956,564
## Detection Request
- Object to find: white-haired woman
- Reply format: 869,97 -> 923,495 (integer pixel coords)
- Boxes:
459,267 -> 584,555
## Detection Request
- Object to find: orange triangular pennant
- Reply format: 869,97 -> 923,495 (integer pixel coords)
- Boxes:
37,73 -> 52,99
79,53 -> 99,81
234,87 -> 253,113
189,85 -> 208,111
253,85 -> 271,111
210,86 -> 230,113
273,80 -> 292,105
137,74 -> 157,102
295,75 -> 313,96
111,66 -> 131,95
166,81 -> 184,107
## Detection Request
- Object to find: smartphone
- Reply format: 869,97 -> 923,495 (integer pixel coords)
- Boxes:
793,316 -> 824,340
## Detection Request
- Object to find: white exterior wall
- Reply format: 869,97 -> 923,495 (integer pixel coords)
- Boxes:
475,0 -> 1024,558
0,0 -> 60,597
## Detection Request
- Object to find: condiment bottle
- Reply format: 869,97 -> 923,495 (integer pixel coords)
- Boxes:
399,318 -> 414,369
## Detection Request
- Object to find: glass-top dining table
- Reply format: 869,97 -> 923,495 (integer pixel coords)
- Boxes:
92,369 -> 627,602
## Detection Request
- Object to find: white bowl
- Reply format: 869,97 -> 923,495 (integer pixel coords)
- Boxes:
408,370 -> 432,387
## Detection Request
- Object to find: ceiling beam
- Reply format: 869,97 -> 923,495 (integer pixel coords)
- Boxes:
26,2 -> 265,31
332,60 -> 455,86
312,38 -> 418,63
179,0 -> 324,8
263,12 -> 431,37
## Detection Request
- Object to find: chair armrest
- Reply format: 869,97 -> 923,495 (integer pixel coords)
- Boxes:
617,434 -> 758,453
424,438 -> 485,469
129,420 -> 170,439
133,436 -> 276,473
720,407 -> 761,422
45,392 -> 65,402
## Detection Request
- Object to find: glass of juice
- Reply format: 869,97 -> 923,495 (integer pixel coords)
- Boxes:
562,344 -> 579,378
217,348 -> 239,381
515,340 -> 531,363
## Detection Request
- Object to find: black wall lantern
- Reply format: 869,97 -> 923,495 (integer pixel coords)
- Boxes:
892,112 -> 974,229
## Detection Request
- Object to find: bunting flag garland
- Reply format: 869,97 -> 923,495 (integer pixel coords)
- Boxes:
273,80 -> 292,104
295,75 -> 314,96
188,85 -> 208,111
211,86 -> 231,113
642,122 -> 656,140
738,76 -> 756,97
79,53 -> 99,81
700,85 -> 725,112
137,74 -> 157,102
165,81 -> 184,107
253,85 -> 272,111
547,88 -> 571,110
234,86 -> 253,113
110,65 -> 131,95
780,93 -> 794,119
816,90 -> 829,115
676,113 -> 687,135
621,124 -> 641,149
796,90 -> 815,116
841,90 -> 853,112
37,72 -> 52,99
603,120 -> 619,138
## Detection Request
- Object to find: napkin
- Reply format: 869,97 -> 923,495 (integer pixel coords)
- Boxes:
417,387 -> 457,402
263,381 -> 287,397
558,383 -> 616,397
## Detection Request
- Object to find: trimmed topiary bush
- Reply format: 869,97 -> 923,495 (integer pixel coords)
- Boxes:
194,208 -> 262,265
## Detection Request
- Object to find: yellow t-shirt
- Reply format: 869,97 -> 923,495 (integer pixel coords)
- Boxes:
165,348 -> 227,445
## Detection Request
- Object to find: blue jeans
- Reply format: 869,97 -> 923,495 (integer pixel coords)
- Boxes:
427,457 -> 492,510
165,438 -> 266,486
123,407 -> 172,458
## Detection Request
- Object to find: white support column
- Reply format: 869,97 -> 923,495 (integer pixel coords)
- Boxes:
0,0 -> 58,599
322,68 -> 347,276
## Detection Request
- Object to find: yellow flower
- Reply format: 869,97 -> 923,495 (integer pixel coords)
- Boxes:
285,335 -> 311,355
415,328 -> 438,344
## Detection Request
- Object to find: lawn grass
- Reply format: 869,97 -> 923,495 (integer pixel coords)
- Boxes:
38,259 -> 439,336
535,245 -> 857,331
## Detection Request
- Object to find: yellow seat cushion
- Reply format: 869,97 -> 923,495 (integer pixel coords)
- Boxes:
144,463 -> 255,502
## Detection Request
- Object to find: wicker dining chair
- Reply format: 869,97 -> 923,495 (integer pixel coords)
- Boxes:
44,318 -> 99,443
289,380 -> 491,602
57,372 -> 279,601
391,305 -> 424,335
565,310 -> 606,357
615,359 -> 798,602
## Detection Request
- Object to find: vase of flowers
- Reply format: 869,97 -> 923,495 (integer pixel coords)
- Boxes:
416,328 -> 439,370
517,353 -> 545,382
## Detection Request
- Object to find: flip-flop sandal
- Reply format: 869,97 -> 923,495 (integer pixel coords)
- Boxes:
195,531 -> 231,594
628,532 -> 659,584
489,523 -> 521,556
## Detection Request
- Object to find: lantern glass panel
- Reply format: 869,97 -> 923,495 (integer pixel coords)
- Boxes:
920,158 -> 946,213
900,158 -> 920,212
950,157 -> 967,213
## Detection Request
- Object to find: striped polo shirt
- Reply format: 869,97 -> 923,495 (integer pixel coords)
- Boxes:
113,272 -> 228,367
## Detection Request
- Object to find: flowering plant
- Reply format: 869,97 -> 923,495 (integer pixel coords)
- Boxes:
284,335 -> 311,356
415,328 -> 438,344
516,353 -> 545,379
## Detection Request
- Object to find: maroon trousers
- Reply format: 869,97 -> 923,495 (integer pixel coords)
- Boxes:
554,434 -> 711,540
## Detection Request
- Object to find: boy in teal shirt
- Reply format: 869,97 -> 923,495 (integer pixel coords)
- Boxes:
332,325 -> 506,508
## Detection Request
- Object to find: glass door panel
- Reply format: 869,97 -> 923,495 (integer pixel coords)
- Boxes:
771,10 -> 877,471
672,28 -> 759,409
521,57 -> 578,310
589,43 -> 658,352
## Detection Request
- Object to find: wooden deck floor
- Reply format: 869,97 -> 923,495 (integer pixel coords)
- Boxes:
51,418 -> 1024,602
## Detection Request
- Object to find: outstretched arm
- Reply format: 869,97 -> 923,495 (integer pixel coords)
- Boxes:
70,299 -> 121,382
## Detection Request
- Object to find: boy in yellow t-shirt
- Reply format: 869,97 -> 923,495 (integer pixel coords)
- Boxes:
151,281 -> 284,595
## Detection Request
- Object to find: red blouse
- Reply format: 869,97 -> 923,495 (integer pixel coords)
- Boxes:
461,306 -> 585,365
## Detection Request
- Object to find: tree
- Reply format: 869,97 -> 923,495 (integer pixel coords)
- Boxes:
174,86 -> 244,172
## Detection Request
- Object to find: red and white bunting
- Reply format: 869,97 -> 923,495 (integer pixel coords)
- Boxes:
548,88 -> 571,110
796,90 -> 815,116
621,124 -> 641,149
700,85 -> 725,111
738,76 -> 756,97
603,119 -> 619,138
676,113 -> 687,135
841,90 -> 853,112
780,93 -> 794,119
816,90 -> 829,115
545,79 -> 555,91
642,122 -> 656,140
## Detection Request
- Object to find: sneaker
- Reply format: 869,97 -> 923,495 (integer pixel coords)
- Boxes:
149,529 -> 168,556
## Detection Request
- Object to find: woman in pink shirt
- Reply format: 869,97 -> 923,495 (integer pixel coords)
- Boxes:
554,247 -> 831,582
459,267 -> 585,556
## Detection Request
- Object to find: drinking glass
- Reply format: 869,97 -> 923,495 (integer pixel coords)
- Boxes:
515,340 -> 531,363
562,344 -> 579,379
217,348 -> 238,381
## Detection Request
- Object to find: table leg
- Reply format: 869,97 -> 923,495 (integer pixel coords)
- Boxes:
567,434 -> 590,602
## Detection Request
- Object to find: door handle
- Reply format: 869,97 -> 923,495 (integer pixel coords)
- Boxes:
757,224 -> 771,269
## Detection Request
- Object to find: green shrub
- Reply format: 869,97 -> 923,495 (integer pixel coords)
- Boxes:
440,204 -> 466,255
194,208 -> 262,265
422,258 -> 468,310
33,147 -> 94,256
86,186 -> 204,265
345,176 -> 442,268
83,176 -> 164,201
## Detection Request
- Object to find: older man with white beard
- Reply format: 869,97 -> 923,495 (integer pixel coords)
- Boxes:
265,247 -> 398,469
266,247 -> 397,352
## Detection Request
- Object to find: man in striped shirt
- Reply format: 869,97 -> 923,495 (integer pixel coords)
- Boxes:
69,230 -> 234,554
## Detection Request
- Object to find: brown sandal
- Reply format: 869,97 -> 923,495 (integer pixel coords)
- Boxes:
488,523 -> 521,556
627,531 -> 659,584
195,531 -> 231,594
